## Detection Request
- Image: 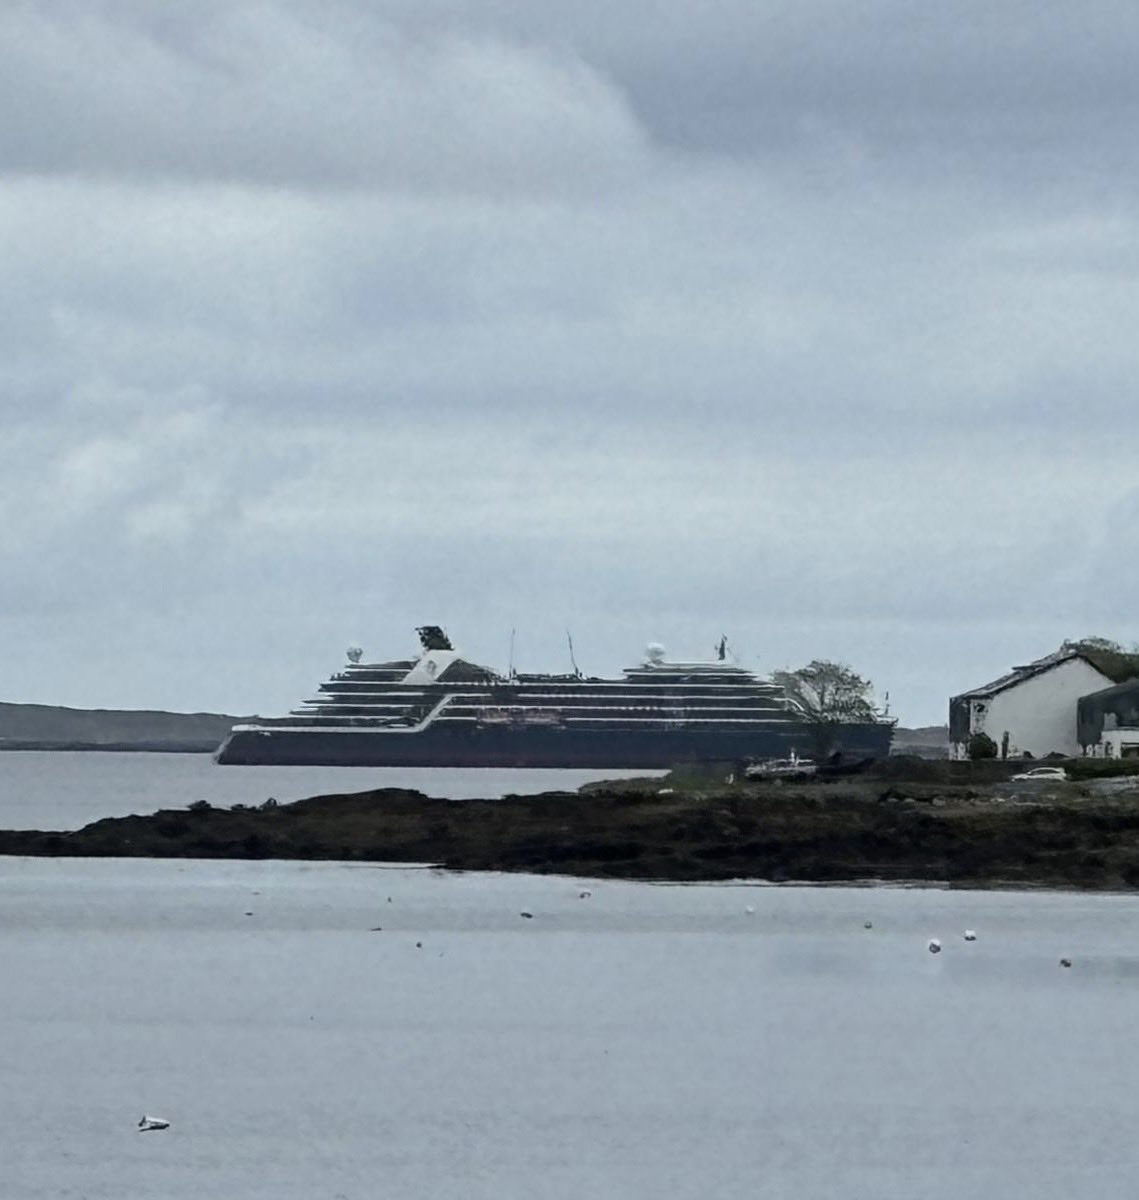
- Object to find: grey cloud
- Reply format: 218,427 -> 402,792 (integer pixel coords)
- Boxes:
1,3 -> 647,192
352,0 -> 1139,172
2,2 -> 1138,725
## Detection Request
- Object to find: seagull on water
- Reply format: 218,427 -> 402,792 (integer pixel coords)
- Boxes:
138,1115 -> 170,1132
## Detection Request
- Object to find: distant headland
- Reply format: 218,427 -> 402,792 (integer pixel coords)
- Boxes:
0,702 -> 247,753
0,700 -> 949,757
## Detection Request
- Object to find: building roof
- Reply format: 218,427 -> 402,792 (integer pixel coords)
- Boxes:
1079,677 -> 1139,705
953,648 -> 1109,702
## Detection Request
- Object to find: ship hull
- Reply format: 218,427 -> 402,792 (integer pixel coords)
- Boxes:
215,722 -> 893,768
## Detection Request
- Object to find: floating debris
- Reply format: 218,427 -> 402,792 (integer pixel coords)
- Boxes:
1060,958 -> 1072,969
928,939 -> 942,954
138,1115 -> 170,1132
744,905 -> 756,915
244,912 -> 253,917
579,890 -> 592,900
864,921 -> 873,930
963,930 -> 977,942
370,926 -> 383,932
520,911 -> 534,919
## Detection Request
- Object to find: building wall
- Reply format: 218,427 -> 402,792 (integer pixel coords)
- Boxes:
1088,728 -> 1139,758
950,658 -> 1115,759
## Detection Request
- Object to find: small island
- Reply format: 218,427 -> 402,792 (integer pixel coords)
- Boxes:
4,757 -> 1139,890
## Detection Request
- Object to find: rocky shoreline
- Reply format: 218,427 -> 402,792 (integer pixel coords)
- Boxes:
4,758 -> 1139,888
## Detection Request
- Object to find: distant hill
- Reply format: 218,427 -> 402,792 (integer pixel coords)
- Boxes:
891,725 -> 949,758
0,702 -> 948,758
0,703 -> 246,752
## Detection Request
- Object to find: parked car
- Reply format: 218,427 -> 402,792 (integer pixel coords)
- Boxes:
744,757 -> 817,781
1010,766 -> 1068,783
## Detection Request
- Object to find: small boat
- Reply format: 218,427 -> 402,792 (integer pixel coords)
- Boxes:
138,1115 -> 170,1132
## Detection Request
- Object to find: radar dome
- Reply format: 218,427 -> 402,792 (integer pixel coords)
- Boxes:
645,643 -> 666,665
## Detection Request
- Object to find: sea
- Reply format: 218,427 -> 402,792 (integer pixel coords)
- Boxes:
3,753 -> 1139,1198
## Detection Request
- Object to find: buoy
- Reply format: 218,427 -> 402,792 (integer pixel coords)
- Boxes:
963,930 -> 977,942
138,1115 -> 170,1132
1060,957 -> 1072,968
928,939 -> 942,954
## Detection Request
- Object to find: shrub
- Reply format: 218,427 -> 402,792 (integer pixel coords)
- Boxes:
967,732 -> 998,760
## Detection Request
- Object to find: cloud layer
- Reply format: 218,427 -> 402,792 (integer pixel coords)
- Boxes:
2,1 -> 1137,722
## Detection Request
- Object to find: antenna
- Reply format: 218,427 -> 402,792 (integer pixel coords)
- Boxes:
508,628 -> 516,679
566,630 -> 581,677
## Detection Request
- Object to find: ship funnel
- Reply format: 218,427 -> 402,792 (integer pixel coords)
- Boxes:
416,626 -> 453,652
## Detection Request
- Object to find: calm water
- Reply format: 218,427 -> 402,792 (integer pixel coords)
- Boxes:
3,861 -> 1139,1198
3,755 -> 1139,1196
0,751 -> 661,831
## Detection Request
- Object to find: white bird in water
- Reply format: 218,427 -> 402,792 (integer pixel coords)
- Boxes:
963,930 -> 977,942
928,939 -> 942,954
138,1115 -> 170,1132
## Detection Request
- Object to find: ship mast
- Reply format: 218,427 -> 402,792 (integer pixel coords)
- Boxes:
566,630 -> 581,678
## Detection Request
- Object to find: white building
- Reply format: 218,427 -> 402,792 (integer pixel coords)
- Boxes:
949,649 -> 1115,760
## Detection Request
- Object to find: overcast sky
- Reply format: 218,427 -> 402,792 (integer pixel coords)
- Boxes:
3,0 -> 1137,725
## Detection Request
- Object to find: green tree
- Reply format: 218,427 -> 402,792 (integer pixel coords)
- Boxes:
1063,637 -> 1139,684
773,660 -> 880,756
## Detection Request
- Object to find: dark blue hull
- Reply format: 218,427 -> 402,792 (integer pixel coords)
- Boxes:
215,722 -> 893,768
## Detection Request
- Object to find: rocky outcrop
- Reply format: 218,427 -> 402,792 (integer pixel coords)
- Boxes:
4,763 -> 1139,888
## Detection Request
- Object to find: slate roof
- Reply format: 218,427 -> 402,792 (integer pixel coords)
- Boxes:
1079,677 -> 1139,705
953,648 -> 1106,701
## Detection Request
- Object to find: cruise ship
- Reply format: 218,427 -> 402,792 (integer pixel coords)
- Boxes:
215,627 -> 894,767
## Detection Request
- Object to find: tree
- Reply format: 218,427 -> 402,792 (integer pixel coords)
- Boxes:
1062,637 -> 1139,684
772,660 -> 880,756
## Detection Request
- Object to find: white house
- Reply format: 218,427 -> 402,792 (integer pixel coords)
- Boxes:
949,648 -> 1115,760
